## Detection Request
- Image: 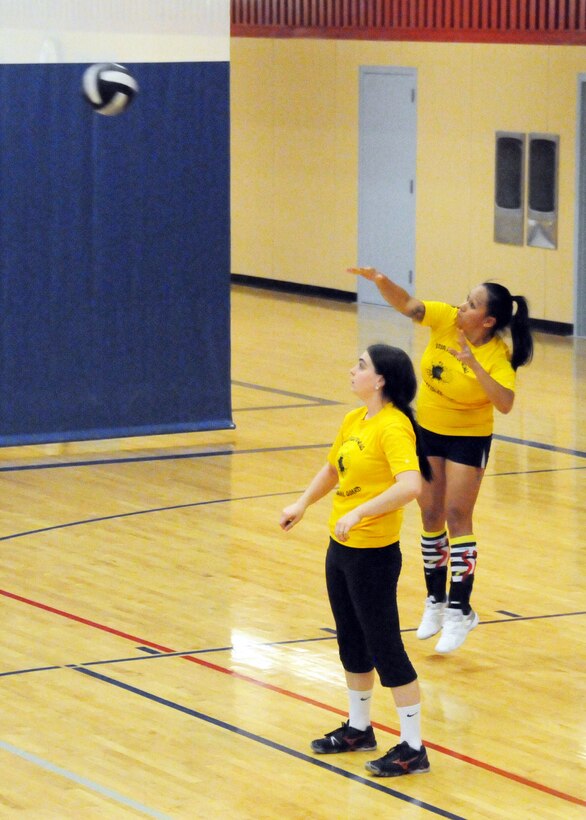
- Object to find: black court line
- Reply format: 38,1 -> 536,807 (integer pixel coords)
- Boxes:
73,666 -> 465,820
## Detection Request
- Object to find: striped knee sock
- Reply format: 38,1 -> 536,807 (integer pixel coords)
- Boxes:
420,530 -> 449,603
448,534 -> 477,614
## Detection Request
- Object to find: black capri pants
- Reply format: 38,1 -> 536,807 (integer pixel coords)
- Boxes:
325,537 -> 417,689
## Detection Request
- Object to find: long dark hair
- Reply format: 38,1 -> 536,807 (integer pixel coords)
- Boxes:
367,343 -> 432,481
482,282 -> 534,370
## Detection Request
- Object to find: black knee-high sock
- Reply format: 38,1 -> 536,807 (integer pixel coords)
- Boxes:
420,530 -> 449,603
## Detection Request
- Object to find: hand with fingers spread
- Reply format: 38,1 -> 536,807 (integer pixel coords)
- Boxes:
448,330 -> 477,368
346,267 -> 425,320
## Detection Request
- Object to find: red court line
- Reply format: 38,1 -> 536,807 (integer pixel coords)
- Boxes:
1,587 -> 584,809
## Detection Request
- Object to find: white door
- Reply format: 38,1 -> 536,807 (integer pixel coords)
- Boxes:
358,67 -> 417,305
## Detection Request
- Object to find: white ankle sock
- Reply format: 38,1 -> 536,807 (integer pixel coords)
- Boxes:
347,688 -> 373,730
397,703 -> 422,750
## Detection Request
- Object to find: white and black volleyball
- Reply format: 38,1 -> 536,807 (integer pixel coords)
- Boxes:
82,63 -> 138,116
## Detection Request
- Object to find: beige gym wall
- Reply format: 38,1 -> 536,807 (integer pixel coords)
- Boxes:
231,37 -> 586,323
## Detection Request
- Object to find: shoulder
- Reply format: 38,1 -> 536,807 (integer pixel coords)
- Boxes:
420,301 -> 458,328
487,334 -> 513,363
341,406 -> 366,427
481,336 -> 516,387
379,405 -> 416,439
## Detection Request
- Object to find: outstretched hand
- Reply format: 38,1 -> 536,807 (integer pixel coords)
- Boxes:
347,266 -> 379,281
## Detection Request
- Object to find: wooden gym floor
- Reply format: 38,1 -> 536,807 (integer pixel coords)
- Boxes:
0,283 -> 583,818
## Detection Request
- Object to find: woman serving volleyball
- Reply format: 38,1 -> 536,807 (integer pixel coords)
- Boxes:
348,267 -> 533,653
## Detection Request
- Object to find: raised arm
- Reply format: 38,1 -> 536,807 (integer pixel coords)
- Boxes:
347,267 -> 425,322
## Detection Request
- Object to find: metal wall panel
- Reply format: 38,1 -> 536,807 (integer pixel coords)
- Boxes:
527,134 -> 560,250
494,132 -> 525,246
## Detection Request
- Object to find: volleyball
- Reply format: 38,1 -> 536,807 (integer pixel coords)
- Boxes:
82,63 -> 138,116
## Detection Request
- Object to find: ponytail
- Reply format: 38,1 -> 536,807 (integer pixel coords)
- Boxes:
483,282 -> 534,371
510,295 -> 534,370
396,402 -> 434,483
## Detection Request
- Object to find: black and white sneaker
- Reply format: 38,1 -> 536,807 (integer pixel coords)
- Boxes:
365,741 -> 430,776
310,721 -> 377,754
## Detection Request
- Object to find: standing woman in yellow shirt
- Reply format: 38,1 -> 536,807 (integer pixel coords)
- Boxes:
280,344 -> 433,777
348,268 -> 533,654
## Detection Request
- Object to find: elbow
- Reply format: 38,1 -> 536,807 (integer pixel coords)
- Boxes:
409,474 -> 423,501
395,470 -> 422,504
497,398 -> 515,415
496,390 -> 515,415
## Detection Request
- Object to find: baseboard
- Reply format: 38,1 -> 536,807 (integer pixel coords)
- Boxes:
231,273 -> 357,303
529,318 -> 573,336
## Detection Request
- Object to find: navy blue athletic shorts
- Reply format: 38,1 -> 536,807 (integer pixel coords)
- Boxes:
419,426 -> 492,469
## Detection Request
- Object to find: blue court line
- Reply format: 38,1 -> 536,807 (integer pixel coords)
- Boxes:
0,490 -> 297,542
73,666 -> 465,820
2,609 -> 583,680
231,380 -> 341,405
0,443 -> 329,473
478,610 -> 586,624
0,637 -> 338,679
490,465 -> 586,477
238,402 -> 336,412
0,432 -> 583,475
0,739 -> 171,819
0,450 -> 583,543
493,433 -> 586,459
0,448 -> 236,472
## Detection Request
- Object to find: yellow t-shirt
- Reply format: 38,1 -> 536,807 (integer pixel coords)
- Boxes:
327,404 -> 420,549
417,301 -> 516,436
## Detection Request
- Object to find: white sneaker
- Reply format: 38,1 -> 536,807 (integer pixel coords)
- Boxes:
434,608 -> 479,653
416,597 -> 446,640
